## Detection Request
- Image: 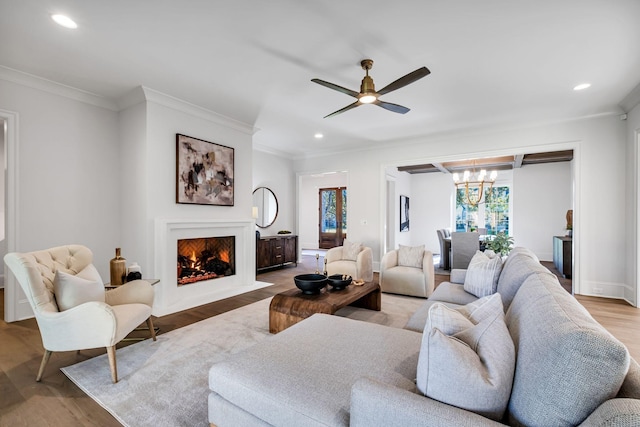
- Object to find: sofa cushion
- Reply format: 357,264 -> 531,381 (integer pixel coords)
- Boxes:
431,281 -> 479,305
416,294 -> 515,421
208,314 -> 421,427
53,264 -> 105,311
496,250 -> 548,310
398,244 -> 425,268
464,250 -> 503,298
342,239 -> 362,261
404,280 -> 481,333
505,273 -> 631,426
404,299 -> 464,333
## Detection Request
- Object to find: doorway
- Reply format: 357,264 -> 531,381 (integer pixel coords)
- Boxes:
319,187 -> 347,249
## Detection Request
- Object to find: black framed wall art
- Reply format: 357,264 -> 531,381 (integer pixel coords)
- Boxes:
176,133 -> 234,206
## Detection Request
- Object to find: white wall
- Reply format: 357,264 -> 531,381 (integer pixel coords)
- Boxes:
512,162 -> 572,261
0,78 -> 122,319
119,95 -> 148,275
298,172 -> 348,249
294,115 -> 629,301
252,150 -> 295,237
0,80 -> 121,278
384,167 -> 412,249
409,172 -> 454,255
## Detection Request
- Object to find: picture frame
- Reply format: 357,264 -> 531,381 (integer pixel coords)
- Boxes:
400,195 -> 409,232
176,133 -> 234,206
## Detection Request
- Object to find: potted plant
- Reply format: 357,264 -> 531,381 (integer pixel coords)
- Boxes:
485,232 -> 514,257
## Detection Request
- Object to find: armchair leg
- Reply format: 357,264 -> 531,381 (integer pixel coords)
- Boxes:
106,345 -> 118,383
36,350 -> 52,382
147,317 -> 157,341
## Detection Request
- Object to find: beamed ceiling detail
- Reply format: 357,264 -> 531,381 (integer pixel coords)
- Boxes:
397,150 -> 574,174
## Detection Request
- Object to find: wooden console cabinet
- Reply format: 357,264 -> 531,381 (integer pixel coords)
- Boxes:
257,235 -> 298,272
553,236 -> 572,279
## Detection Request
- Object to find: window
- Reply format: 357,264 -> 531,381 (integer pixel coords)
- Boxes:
484,186 -> 510,235
455,185 -> 510,235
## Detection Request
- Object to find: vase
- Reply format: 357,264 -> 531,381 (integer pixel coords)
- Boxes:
110,248 -> 127,287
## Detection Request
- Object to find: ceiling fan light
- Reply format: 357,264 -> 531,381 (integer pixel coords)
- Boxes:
52,14 -> 78,29
573,83 -> 591,91
359,94 -> 377,104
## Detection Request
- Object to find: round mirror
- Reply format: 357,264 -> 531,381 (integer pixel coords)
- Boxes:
253,187 -> 278,228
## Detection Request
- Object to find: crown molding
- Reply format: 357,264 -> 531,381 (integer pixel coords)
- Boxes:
0,66 -> 260,136
252,141 -> 295,159
138,86 -> 257,136
0,65 -> 119,111
620,82 -> 640,112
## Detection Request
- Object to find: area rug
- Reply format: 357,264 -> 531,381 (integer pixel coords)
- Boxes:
61,293 -> 424,427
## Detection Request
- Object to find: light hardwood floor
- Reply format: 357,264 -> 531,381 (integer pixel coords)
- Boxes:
0,256 -> 638,425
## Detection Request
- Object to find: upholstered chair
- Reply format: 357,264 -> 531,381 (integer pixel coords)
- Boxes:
324,240 -> 373,282
436,229 -> 449,269
451,232 -> 480,269
3,244 -> 156,383
380,245 -> 434,298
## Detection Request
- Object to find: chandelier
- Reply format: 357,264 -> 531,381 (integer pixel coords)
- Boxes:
452,167 -> 498,207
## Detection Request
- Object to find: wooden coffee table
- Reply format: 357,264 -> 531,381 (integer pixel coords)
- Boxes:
269,281 -> 381,333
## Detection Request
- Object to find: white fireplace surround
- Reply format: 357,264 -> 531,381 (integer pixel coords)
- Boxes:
153,218 -> 269,317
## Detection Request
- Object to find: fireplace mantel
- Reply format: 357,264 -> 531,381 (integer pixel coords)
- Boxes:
153,218 -> 270,316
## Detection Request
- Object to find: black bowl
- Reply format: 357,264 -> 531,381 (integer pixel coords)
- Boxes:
294,274 -> 328,295
327,274 -> 352,290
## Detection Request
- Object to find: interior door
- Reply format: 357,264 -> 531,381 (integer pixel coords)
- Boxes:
319,187 -> 347,249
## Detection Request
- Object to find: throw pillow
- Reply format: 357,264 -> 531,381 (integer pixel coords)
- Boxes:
341,240 -> 362,261
398,244 -> 425,268
53,264 -> 105,311
463,250 -> 503,298
416,294 -> 515,421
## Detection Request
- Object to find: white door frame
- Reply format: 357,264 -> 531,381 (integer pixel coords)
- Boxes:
1,109 -> 22,321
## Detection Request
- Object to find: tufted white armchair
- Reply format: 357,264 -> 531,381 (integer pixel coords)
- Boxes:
4,244 -> 156,383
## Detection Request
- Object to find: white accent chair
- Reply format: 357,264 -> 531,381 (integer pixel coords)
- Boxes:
380,248 -> 435,298
325,245 -> 374,282
3,244 -> 156,383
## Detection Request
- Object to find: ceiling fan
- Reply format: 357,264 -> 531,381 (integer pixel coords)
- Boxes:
311,59 -> 430,118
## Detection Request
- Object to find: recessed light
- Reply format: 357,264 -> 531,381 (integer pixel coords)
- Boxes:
52,14 -> 78,29
314,133 -> 324,139
573,83 -> 591,91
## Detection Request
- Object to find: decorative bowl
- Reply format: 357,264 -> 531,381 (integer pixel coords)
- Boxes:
327,274 -> 352,290
294,274 -> 327,295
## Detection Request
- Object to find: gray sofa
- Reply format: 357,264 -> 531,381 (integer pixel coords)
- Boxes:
208,247 -> 640,426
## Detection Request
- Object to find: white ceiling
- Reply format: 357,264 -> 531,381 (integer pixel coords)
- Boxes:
1,0 -> 639,159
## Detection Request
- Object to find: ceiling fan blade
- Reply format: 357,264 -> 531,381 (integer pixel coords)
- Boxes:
377,66 -> 431,96
311,79 -> 360,98
374,100 -> 410,114
324,101 -> 361,118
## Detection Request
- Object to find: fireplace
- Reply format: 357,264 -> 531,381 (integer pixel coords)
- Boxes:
177,236 -> 235,285
153,218 -> 271,317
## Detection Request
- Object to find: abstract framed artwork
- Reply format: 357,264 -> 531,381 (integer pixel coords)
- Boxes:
400,195 -> 410,232
176,133 -> 234,206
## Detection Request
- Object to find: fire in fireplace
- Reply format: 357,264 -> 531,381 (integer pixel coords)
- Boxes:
177,236 -> 235,286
